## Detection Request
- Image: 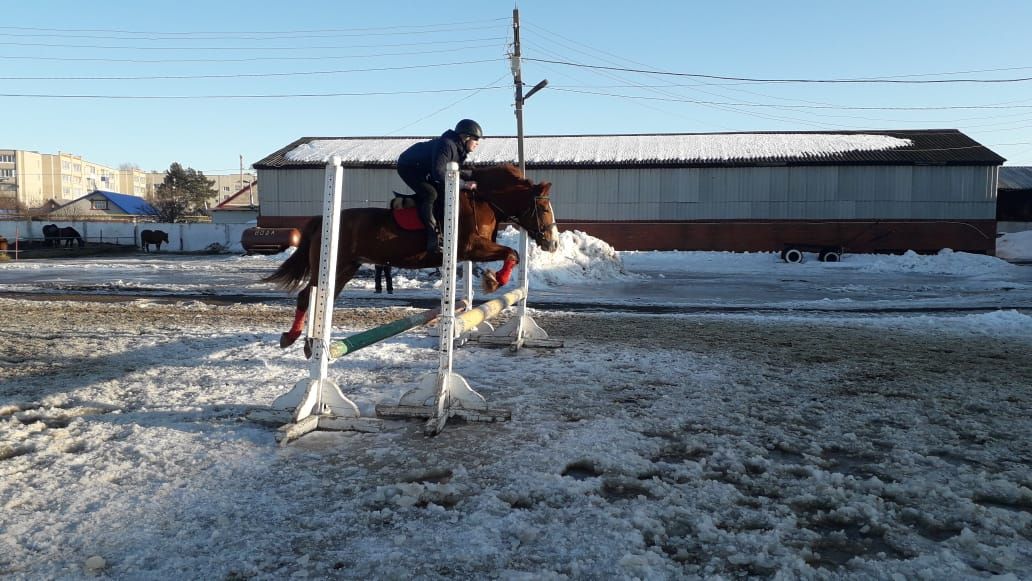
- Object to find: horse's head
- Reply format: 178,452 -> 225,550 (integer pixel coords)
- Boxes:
524,182 -> 559,252
474,165 -> 560,253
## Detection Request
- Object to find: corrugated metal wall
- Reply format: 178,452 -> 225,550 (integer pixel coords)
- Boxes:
258,164 -> 997,221
525,166 -> 997,221
260,168 -> 410,216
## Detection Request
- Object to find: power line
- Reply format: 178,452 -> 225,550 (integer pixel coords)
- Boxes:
387,73 -> 511,135
521,20 -> 1032,138
550,86 -> 1032,111
524,57 -> 1032,84
0,58 -> 504,81
0,36 -> 509,51
522,35 -> 845,130
0,17 -> 509,36
0,43 -> 504,64
0,86 -> 510,99
521,21 -> 850,130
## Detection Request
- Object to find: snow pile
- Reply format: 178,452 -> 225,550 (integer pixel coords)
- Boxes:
495,226 -> 644,287
997,230 -> 1032,261
959,309 -> 1032,337
856,249 -> 1015,275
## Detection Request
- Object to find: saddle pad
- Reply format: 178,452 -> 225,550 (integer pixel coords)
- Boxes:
392,207 -> 424,231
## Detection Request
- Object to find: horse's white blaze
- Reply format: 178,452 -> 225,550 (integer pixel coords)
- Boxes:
547,201 -> 559,242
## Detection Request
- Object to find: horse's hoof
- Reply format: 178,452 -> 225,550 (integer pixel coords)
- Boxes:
280,331 -> 301,348
481,270 -> 500,294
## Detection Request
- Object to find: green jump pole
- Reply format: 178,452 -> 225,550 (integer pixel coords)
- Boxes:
329,306 -> 444,359
327,288 -> 525,360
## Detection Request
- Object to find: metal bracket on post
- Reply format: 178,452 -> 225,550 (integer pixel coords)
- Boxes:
251,156 -> 381,443
431,260 -> 486,347
478,229 -> 562,350
376,163 -> 510,435
457,260 -> 494,345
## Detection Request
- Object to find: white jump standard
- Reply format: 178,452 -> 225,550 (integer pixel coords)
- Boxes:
255,156 -> 382,443
376,163 -> 513,435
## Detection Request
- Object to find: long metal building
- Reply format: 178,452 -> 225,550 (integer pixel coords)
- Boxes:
252,129 -> 1003,254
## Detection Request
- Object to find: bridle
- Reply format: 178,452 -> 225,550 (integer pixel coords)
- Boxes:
479,192 -> 556,241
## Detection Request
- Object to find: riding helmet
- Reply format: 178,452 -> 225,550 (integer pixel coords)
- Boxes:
454,119 -> 483,139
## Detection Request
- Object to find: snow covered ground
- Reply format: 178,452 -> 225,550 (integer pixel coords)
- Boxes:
1,231 -> 1031,579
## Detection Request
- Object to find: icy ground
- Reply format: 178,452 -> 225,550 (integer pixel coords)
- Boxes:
1,230 -> 1030,579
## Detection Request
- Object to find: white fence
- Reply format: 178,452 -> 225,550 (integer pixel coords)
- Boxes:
0,220 -> 256,253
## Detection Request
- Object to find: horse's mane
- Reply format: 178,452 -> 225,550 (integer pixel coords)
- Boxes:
471,163 -> 533,193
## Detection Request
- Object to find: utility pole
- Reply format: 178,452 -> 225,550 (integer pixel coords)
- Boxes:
508,6 -> 548,349
241,154 -> 254,206
511,8 -> 548,177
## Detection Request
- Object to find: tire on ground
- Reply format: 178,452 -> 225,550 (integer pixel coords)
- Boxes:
782,248 -> 804,263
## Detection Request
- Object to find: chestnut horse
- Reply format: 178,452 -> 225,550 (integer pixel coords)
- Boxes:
264,163 -> 559,348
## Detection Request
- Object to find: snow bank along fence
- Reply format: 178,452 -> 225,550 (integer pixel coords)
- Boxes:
259,159 -> 560,443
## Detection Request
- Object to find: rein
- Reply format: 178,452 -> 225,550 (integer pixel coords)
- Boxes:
476,191 -> 555,239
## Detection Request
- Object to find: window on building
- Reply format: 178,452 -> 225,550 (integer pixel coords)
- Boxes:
0,154 -> 15,163
0,169 -> 14,178
91,200 -> 109,210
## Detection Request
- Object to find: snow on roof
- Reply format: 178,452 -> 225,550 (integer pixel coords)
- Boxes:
284,133 -> 913,166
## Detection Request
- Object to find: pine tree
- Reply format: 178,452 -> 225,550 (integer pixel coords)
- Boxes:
152,162 -> 216,222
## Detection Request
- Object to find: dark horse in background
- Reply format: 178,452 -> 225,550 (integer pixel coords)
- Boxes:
264,163 -> 560,348
42,224 -> 84,248
141,229 -> 170,252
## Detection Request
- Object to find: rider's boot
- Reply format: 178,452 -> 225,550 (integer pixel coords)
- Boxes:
418,202 -> 441,254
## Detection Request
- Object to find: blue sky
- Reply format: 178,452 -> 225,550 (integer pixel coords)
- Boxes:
4,0 -> 1032,174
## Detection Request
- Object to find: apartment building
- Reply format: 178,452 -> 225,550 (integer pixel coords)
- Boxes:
118,167 -> 148,197
2,147 -> 256,213
38,151 -> 122,201
0,149 -> 45,212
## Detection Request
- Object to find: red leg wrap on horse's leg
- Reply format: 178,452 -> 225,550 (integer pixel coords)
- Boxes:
497,257 -> 517,286
289,308 -> 306,334
281,308 -> 306,344
279,308 -> 307,348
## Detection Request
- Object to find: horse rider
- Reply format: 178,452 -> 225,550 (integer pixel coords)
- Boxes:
396,119 -> 483,254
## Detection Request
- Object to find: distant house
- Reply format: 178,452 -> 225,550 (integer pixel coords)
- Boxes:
47,190 -> 157,221
35,199 -> 68,215
998,166 -> 1032,233
210,180 -> 258,224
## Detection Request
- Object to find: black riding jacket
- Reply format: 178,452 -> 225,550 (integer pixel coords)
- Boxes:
397,130 -> 475,190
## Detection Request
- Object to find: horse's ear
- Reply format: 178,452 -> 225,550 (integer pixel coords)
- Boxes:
538,182 -> 553,197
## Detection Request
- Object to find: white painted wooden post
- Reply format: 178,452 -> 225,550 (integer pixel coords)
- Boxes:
378,163 -> 510,434
259,156 -> 381,443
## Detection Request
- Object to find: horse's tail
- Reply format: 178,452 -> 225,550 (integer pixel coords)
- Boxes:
261,217 -> 322,292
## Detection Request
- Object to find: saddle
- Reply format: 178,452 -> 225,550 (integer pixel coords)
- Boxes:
390,191 -> 424,231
